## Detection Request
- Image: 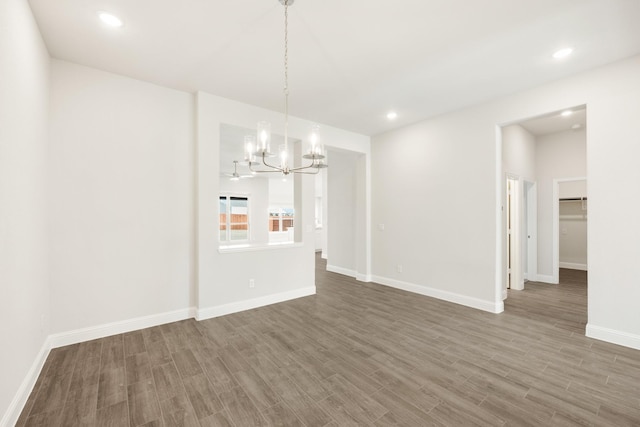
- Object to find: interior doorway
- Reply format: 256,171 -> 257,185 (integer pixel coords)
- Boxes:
499,105 -> 587,306
554,178 -> 588,283
505,177 -> 524,293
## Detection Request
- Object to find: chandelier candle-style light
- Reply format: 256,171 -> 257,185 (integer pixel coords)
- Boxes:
245,0 -> 328,175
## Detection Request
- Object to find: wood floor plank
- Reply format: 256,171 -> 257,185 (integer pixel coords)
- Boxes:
196,353 -> 239,394
145,339 -> 172,367
124,331 -> 146,357
218,386 -> 268,426
96,367 -> 126,409
29,372 -> 73,415
171,349 -> 203,378
233,368 -> 280,411
158,394 -> 200,427
199,410 -> 235,427
127,380 -> 162,426
260,402 -> 305,427
95,401 -> 129,427
17,260 -> 640,426
151,362 -> 183,402
182,373 -> 224,420
125,353 -> 152,385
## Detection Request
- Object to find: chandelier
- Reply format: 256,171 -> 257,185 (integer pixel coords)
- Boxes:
244,0 -> 327,175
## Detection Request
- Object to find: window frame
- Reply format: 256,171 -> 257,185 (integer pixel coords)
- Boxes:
268,206 -> 294,234
219,194 -> 250,244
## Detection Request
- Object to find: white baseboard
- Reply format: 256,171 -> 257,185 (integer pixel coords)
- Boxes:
197,287 -> 315,321
48,307 -> 196,349
502,289 -> 508,300
536,274 -> 557,284
370,275 -> 503,314
356,273 -> 371,282
1,341 -> 50,427
559,262 -> 588,271
586,324 -> 640,351
326,264 -> 357,278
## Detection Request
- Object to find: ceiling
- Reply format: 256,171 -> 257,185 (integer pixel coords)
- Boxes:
518,106 -> 587,136
28,0 -> 640,136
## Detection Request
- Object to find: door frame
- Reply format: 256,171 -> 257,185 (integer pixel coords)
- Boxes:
506,174 -> 524,292
524,180 -> 538,282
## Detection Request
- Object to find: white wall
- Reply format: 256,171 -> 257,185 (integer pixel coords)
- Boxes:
196,92 -> 370,318
535,128 -> 586,278
502,124 -> 536,180
502,124 -> 537,290
372,55 -> 640,349
372,108 -> 500,312
326,150 -> 358,275
268,177 -> 294,206
0,0 -> 50,424
49,60 -> 196,334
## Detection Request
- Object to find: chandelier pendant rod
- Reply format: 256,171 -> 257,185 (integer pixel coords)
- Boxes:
283,0 -> 289,172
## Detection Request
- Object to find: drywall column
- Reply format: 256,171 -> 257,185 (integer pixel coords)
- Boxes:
326,149 -> 358,277
535,128 -> 586,282
0,0 -> 50,424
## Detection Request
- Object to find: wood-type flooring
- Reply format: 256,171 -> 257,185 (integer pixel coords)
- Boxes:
17,258 -> 640,426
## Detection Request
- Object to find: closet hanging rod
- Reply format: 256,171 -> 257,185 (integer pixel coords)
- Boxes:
559,197 -> 587,202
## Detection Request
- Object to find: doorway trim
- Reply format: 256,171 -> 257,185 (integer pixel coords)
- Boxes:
506,174 -> 524,293
524,180 -> 538,282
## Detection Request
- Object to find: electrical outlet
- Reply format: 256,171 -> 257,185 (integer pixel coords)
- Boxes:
396,264 -> 403,273
249,279 -> 255,288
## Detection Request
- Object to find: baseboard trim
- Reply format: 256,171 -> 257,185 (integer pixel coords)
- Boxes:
48,307 -> 195,349
536,274 -> 557,284
559,262 -> 588,271
196,287 -> 316,321
370,275 -> 503,314
326,264 -> 357,278
1,340 -> 50,427
356,273 -> 371,282
586,324 -> 640,351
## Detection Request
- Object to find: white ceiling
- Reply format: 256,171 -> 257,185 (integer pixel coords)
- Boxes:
518,106 -> 587,136
28,0 -> 640,136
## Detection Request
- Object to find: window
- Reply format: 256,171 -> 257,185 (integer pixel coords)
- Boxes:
269,207 -> 294,232
219,195 -> 249,243
268,206 -> 294,243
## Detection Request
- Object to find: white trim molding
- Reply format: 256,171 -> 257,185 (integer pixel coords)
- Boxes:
371,275 -> 504,314
326,264 -> 357,278
586,324 -> 640,351
356,273 -> 372,282
1,341 -> 50,427
535,274 -> 558,284
559,262 -> 587,271
197,287 -> 315,321
48,308 -> 196,349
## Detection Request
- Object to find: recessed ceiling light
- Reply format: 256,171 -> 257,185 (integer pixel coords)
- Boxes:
98,12 -> 123,28
561,110 -> 573,117
386,111 -> 398,120
553,47 -> 573,60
